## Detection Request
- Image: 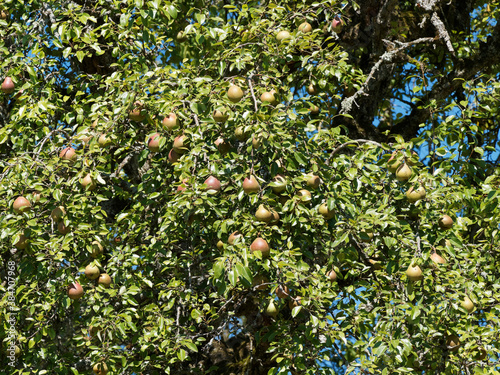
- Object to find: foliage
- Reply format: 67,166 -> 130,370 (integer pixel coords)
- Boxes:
1,0 -> 500,374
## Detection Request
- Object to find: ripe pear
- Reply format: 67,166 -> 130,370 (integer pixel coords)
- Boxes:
216,240 -> 224,250
234,126 -> 249,141
276,30 -> 291,42
461,296 -> 474,313
289,296 -> 301,310
260,91 -> 277,105
204,176 -> 221,193
406,186 -> 426,203
275,284 -> 289,299
297,189 -> 312,202
213,110 -> 228,123
50,206 -> 66,221
67,282 -> 84,300
250,237 -> 270,258
98,133 -> 111,147
243,175 -> 260,194
98,273 -> 112,287
129,102 -> 146,122
81,174 -> 97,190
13,196 -> 31,213
168,149 -> 179,163
57,221 -> 71,235
14,233 -> 28,250
331,17 -> 343,33
309,105 -> 320,115
227,85 -> 244,103
406,264 -> 423,281
255,204 -> 272,222
215,137 -> 231,154
253,274 -> 269,290
228,231 -> 242,245
1,77 -> 15,94
438,214 -> 453,230
147,133 -> 162,152
327,270 -> 337,282
430,252 -> 446,265
387,151 -> 401,173
307,174 -> 321,189
298,22 -> 312,33
85,264 -> 100,280
252,134 -> 262,149
395,163 -> 412,181
93,362 -> 108,375
307,83 -> 317,95
270,209 -> 280,224
60,147 -> 77,162
318,203 -> 335,219
162,113 -> 179,130
173,135 -> 187,154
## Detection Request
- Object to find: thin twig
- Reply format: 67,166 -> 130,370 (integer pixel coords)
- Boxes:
247,74 -> 259,112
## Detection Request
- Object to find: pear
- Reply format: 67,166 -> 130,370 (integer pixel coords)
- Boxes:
275,284 -> 289,299
288,296 -> 301,310
271,175 -> 287,193
234,126 -> 249,141
406,186 -> 426,203
297,189 -> 312,202
260,91 -> 277,105
446,334 -> 461,351
430,252 -> 446,265
395,163 -> 412,181
266,300 -> 278,317
318,203 -> 335,219
1,77 -> 15,94
438,214 -> 453,230
173,135 -> 187,154
253,274 -> 269,291
307,174 -> 321,189
406,264 -> 423,281
250,237 -> 270,258
215,137 -> 231,154
298,22 -> 312,33
276,30 -> 291,42
91,241 -> 103,258
228,231 -> 242,245
243,175 -> 260,194
331,17 -> 343,33
227,85 -> 244,103
309,105 -> 320,115
387,151 -> 402,173
327,270 -> 337,282
13,196 -> 31,213
213,110 -> 228,123
461,296 -> 474,313
306,83 -> 317,95
204,176 -> 221,194
255,204 -> 272,222
128,101 -> 146,122
270,209 -> 280,224
162,113 -> 179,130
216,240 -> 224,250
85,264 -> 100,280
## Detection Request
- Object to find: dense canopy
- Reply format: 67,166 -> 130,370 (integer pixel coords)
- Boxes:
1,0 -> 500,374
